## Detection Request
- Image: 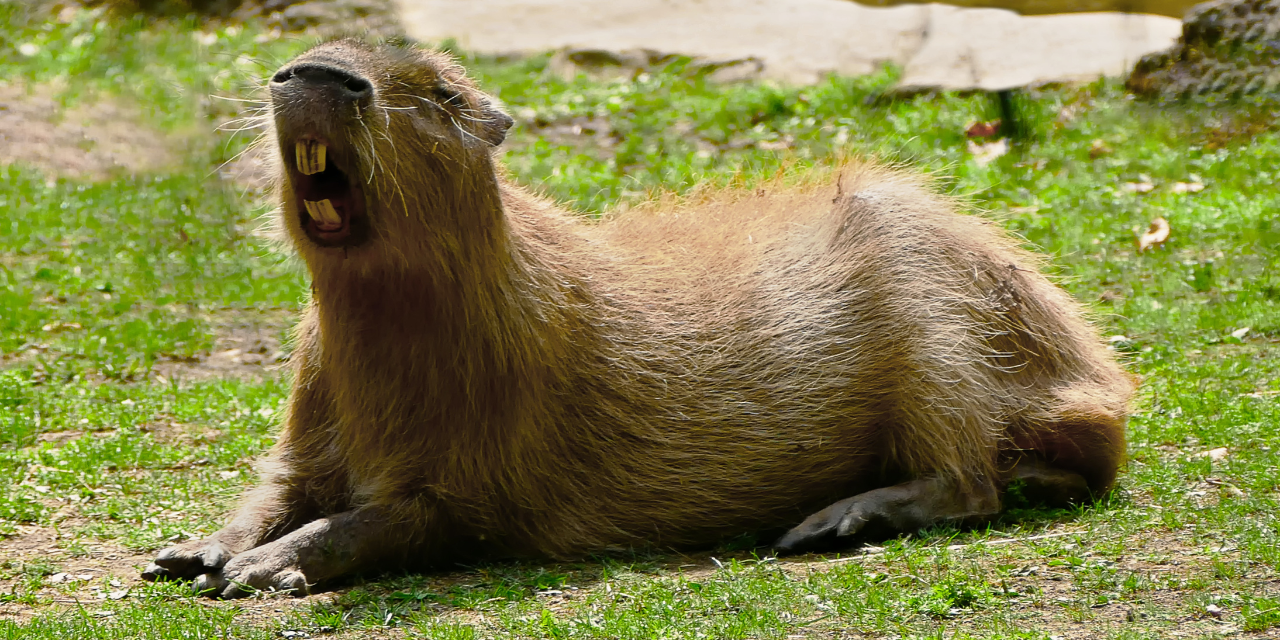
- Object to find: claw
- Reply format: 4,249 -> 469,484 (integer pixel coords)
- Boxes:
139,563 -> 171,582
193,572 -> 230,598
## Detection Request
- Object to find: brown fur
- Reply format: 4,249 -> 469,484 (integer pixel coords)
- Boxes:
144,39 -> 1133,596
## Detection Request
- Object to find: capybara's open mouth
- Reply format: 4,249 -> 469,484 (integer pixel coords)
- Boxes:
291,134 -> 368,248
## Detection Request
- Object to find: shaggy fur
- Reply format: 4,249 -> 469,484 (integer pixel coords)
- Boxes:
143,39 -> 1133,597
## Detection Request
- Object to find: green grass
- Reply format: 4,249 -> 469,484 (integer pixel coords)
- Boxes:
2,2 -> 1279,638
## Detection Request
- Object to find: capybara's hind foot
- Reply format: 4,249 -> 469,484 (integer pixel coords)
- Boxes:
1007,456 -> 1092,507
773,477 -> 1000,553
141,538 -> 236,582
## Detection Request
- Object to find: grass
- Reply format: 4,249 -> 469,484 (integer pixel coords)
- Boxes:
1,1 -> 1279,638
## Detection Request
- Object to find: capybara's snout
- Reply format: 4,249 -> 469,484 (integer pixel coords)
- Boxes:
270,61 -> 374,110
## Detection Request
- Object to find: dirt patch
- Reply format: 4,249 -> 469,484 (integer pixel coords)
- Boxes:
0,82 -> 180,180
217,137 -> 276,193
84,0 -> 401,36
0,522 -> 331,627
0,524 -> 152,622
151,308 -> 295,384
1,525 -> 1273,635
0,307 -> 295,384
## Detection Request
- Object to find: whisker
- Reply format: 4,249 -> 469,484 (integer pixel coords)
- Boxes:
217,117 -> 271,134
208,130 -> 269,183
452,118 -> 486,145
211,95 -> 270,105
359,120 -> 382,185
373,127 -> 410,216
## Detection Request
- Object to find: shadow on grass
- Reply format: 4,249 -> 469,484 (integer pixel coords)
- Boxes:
291,490 -> 1122,632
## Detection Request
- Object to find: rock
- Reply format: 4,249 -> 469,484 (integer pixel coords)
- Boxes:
548,47 -> 764,82
896,5 -> 1182,92
394,0 -> 940,85
394,0 -> 1182,91
269,0 -> 401,35
1127,0 -> 1280,101
855,0 -> 1202,19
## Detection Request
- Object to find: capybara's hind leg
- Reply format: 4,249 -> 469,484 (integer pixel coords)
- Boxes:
1005,456 -> 1092,507
773,476 -> 1000,553
1013,394 -> 1129,497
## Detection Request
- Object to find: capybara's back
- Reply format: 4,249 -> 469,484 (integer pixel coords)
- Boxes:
514,166 -> 1132,553
144,39 -> 1133,598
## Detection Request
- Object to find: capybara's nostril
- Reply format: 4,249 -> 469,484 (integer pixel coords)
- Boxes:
341,75 -> 374,98
275,63 -> 373,103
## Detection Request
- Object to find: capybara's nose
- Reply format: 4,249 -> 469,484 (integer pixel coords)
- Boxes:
271,62 -> 373,105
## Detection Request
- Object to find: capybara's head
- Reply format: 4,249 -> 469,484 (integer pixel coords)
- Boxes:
267,39 -> 513,269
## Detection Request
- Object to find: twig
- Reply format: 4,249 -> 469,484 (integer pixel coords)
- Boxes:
797,613 -> 832,627
946,530 -> 1077,550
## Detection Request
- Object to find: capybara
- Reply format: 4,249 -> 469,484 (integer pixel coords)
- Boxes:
142,39 -> 1133,598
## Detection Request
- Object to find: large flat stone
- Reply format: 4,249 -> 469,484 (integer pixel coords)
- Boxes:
897,5 -> 1184,92
394,0 -> 1183,90
857,0 -> 1201,18
396,0 -> 934,84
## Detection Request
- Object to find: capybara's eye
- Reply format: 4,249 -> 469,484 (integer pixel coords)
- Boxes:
431,84 -> 461,105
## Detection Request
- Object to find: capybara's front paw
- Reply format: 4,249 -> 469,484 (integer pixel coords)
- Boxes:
141,537 -> 235,582
193,543 -> 310,599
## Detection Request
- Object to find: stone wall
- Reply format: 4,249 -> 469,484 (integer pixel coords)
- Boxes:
1128,0 -> 1280,100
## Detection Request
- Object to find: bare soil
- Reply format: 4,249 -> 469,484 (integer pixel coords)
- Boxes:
150,308 -> 295,384
0,524 -> 152,623
0,82 -> 180,180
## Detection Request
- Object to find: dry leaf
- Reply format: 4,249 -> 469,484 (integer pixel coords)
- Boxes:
1138,217 -> 1170,251
1230,327 -> 1250,339
41,321 -> 83,332
1170,181 -> 1205,194
1193,447 -> 1229,461
1089,139 -> 1111,158
1122,181 -> 1155,194
1205,477 -> 1247,497
967,139 -> 1008,166
965,120 -> 1001,138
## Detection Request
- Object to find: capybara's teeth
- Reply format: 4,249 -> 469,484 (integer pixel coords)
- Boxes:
312,142 -> 326,174
295,141 -> 308,174
303,199 -> 323,221
295,140 -> 326,175
315,199 -> 341,225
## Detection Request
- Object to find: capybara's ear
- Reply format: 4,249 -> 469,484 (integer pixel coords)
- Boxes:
477,96 -> 514,147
